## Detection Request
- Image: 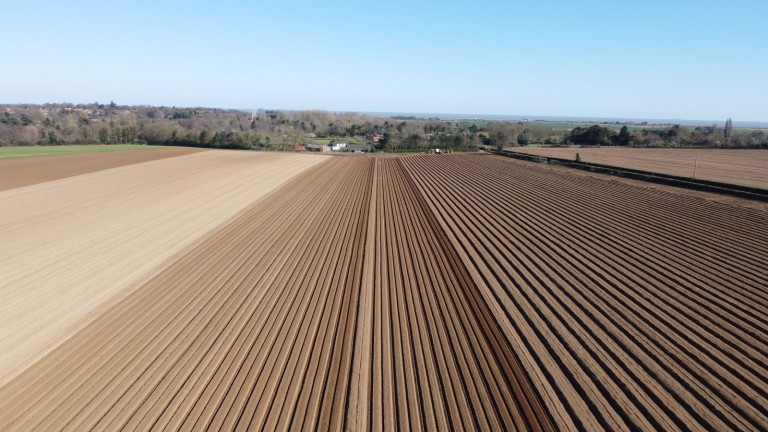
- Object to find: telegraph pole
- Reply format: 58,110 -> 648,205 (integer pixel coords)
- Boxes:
693,154 -> 699,179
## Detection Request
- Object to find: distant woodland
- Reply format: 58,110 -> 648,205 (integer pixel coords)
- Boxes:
1,103 -> 766,150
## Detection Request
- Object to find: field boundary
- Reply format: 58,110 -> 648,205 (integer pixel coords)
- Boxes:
495,150 -> 768,202
0,144 -> 159,159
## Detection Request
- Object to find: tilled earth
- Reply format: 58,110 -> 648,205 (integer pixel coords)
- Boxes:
513,147 -> 768,189
0,152 -> 765,431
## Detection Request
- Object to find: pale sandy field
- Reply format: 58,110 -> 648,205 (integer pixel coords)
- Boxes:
0,150 -> 326,386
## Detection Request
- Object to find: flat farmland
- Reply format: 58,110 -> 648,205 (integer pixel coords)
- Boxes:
403,154 -> 768,431
0,146 -> 202,191
0,150 -> 327,386
512,147 -> 768,189
0,151 -> 766,431
0,144 -> 156,159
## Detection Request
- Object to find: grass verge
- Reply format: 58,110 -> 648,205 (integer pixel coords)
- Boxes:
0,144 -> 153,159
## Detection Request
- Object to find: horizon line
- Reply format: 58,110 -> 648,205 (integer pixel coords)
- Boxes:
2,102 -> 766,125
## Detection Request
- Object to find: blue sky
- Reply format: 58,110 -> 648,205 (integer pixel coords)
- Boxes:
2,0 -> 766,121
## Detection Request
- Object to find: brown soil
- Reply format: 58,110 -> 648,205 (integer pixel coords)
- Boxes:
1,153 -> 765,431
402,154 -> 768,431
0,151 -> 327,387
513,147 -> 768,190
522,157 -> 768,212
0,146 -> 203,191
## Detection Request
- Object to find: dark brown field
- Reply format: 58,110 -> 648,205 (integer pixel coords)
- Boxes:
0,146 -> 202,191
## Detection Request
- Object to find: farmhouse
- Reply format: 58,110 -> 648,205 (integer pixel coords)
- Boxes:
330,141 -> 347,152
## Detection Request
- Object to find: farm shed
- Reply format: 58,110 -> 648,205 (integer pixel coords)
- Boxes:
346,143 -> 372,153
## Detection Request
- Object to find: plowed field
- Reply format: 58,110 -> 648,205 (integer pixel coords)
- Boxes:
0,151 -> 327,386
0,146 -> 202,191
512,147 -> 768,189
1,152 -> 765,431
402,154 -> 768,431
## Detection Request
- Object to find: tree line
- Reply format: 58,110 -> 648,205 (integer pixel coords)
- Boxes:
1,103 -> 765,150
564,122 -> 767,148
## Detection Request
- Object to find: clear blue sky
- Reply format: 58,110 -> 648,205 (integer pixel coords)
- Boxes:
2,0 -> 766,121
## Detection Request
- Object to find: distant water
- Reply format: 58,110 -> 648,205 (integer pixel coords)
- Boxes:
244,109 -> 767,128
363,112 -> 768,128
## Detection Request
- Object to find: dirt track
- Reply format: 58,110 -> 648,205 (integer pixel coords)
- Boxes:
1,152 -> 766,431
512,147 -> 768,189
0,146 -> 202,191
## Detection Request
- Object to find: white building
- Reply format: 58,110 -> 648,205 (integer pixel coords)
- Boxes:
330,141 -> 347,152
